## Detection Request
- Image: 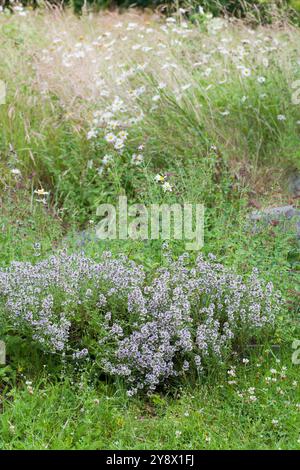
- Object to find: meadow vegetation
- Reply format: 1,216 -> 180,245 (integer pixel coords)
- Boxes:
0,3 -> 299,449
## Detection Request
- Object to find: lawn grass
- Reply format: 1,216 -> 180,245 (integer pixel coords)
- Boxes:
0,344 -> 299,450
0,6 -> 299,450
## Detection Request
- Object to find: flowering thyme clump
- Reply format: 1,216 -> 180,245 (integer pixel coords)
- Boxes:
0,251 -> 282,394
0,251 -> 143,354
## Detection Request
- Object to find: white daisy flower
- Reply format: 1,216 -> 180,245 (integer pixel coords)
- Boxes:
105,132 -> 116,143
114,138 -> 125,150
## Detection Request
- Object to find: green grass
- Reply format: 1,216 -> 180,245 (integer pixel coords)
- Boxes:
0,8 -> 299,450
0,347 -> 299,450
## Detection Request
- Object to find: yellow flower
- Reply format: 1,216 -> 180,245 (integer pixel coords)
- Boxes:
154,174 -> 165,182
34,189 -> 49,197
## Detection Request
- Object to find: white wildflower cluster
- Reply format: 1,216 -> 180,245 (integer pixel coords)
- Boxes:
86,96 -> 145,174
18,10 -> 298,200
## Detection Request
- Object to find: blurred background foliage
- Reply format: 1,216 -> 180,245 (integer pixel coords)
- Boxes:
1,0 -> 300,18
